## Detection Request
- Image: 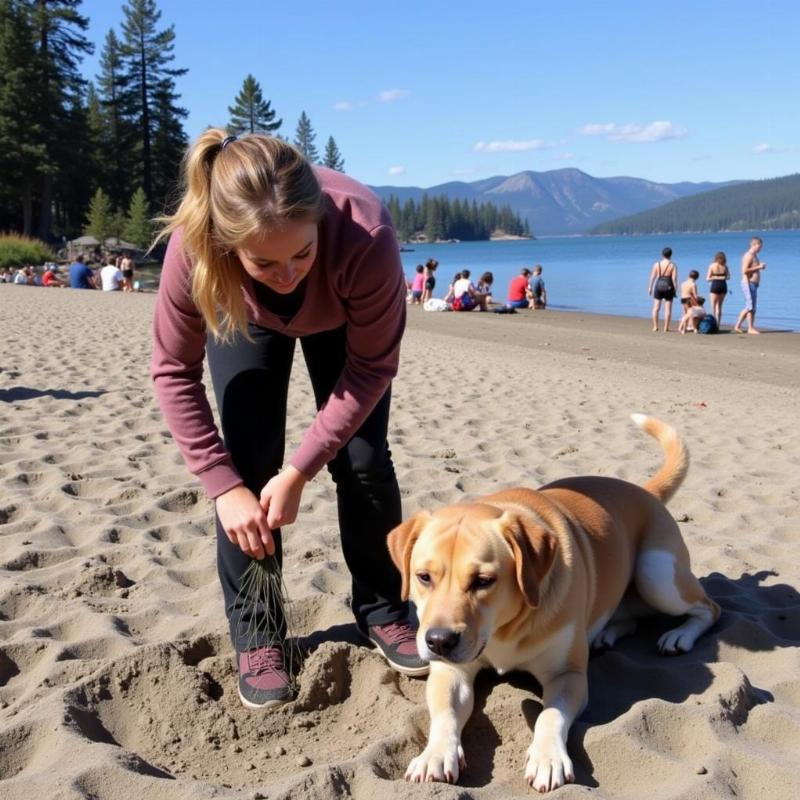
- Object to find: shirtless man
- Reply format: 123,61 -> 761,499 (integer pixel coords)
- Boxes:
733,237 -> 766,334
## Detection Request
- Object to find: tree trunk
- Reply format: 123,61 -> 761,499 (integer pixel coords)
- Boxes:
37,173 -> 53,241
22,183 -> 33,236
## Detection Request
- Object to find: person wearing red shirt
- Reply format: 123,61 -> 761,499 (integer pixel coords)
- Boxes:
42,265 -> 65,287
507,267 -> 532,309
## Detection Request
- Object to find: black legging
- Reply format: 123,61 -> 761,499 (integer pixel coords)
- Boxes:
206,323 -> 407,650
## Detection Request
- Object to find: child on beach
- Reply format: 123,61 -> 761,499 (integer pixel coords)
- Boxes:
421,258 -> 438,303
444,271 -> 462,304
528,265 -> 547,309
678,296 -> 709,334
409,264 -> 425,304
452,269 -> 488,311
151,130 -> 428,710
476,271 -> 494,303
679,270 -> 700,330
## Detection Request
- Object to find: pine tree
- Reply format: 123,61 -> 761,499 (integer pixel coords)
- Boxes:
119,0 -> 187,203
96,28 -> 135,209
293,111 -> 319,162
227,74 -> 281,135
0,0 -> 46,234
122,186 -> 151,247
149,77 -> 188,210
322,136 -> 344,171
31,0 -> 94,239
84,187 -> 114,241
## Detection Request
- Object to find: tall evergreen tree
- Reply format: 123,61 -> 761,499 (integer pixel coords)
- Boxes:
322,136 -> 344,171
84,187 -> 114,241
119,0 -> 187,203
293,111 -> 318,162
149,77 -> 187,209
96,28 -> 135,209
122,186 -> 151,247
227,74 -> 281,135
0,0 -> 46,234
31,0 -> 94,239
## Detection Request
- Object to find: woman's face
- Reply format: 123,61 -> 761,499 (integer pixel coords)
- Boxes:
235,220 -> 318,294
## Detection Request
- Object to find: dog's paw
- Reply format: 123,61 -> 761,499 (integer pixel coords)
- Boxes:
405,740 -> 465,784
657,626 -> 697,654
524,739 -> 574,793
591,619 -> 637,650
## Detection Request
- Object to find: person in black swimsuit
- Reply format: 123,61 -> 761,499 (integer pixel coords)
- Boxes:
648,246 -> 678,332
706,251 -> 730,327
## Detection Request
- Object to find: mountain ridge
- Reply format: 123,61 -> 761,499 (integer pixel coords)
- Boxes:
369,168 -> 737,235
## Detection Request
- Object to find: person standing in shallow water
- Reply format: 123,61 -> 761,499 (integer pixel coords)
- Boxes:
733,237 -> 766,334
151,130 -> 428,710
648,246 -> 678,332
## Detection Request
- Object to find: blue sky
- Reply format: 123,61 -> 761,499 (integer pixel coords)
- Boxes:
78,0 -> 799,188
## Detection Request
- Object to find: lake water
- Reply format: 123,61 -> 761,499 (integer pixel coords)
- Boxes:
401,230 -> 799,331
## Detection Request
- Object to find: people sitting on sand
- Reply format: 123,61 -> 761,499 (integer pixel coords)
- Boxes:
42,264 -> 65,287
452,269 -> 488,311
444,271 -> 462,304
421,258 -> 438,303
528,265 -> 547,309
679,270 -> 700,330
101,256 -> 125,291
506,267 -> 531,309
68,254 -> 96,289
648,246 -> 678,332
678,296 -> 709,334
476,271 -> 494,303
706,251 -> 730,328
13,266 -> 34,285
0,268 -> 12,283
409,264 -> 424,304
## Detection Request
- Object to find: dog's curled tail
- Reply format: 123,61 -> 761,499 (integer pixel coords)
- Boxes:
631,414 -> 689,504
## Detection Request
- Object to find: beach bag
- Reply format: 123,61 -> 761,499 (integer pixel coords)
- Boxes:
697,315 -> 718,334
424,298 -> 449,312
452,293 -> 474,311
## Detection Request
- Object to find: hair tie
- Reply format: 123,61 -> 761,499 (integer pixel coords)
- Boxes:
220,135 -> 237,151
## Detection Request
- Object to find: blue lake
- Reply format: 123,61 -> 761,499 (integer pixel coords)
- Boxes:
400,230 -> 799,331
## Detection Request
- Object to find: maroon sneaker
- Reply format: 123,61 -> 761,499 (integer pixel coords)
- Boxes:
367,620 -> 429,677
236,646 -> 293,709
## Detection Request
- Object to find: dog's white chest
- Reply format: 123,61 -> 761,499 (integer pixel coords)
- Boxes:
484,623 -> 576,677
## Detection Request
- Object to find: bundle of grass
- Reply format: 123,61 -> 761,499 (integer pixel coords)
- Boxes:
233,556 -> 303,695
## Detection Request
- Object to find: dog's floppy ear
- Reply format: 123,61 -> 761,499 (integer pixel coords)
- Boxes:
500,512 -> 557,608
386,511 -> 430,601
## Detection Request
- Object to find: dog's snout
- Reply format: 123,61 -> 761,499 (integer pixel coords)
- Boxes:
425,627 -> 460,656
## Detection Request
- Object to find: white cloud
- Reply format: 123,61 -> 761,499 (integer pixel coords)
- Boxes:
580,121 -> 688,143
552,152 -> 575,161
473,139 -> 549,152
378,89 -> 410,103
334,101 -> 355,111
754,143 -> 773,154
388,166 -> 406,175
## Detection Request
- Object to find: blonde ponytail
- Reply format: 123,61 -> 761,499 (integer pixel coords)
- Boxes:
155,128 -> 322,342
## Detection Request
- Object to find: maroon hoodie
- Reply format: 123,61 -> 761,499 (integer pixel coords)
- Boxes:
151,167 -> 406,498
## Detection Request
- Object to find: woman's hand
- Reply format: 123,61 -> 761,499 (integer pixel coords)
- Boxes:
215,485 -> 274,559
260,466 -> 308,530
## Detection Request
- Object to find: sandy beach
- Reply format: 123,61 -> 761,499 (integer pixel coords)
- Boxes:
1,285 -> 799,800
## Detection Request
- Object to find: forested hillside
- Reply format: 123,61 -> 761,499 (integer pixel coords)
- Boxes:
590,174 -> 800,234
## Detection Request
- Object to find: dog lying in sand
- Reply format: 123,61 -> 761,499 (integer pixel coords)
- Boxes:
388,414 -> 720,793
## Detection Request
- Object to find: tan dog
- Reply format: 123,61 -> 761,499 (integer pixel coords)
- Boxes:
388,415 -> 720,793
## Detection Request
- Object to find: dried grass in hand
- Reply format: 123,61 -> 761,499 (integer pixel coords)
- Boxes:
233,556 -> 302,690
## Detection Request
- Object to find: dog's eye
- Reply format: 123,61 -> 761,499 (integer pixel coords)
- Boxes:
416,572 -> 432,586
472,575 -> 496,590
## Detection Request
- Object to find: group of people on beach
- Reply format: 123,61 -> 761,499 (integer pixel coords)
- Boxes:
2,253 -> 137,292
648,237 -> 767,334
407,260 -> 547,312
